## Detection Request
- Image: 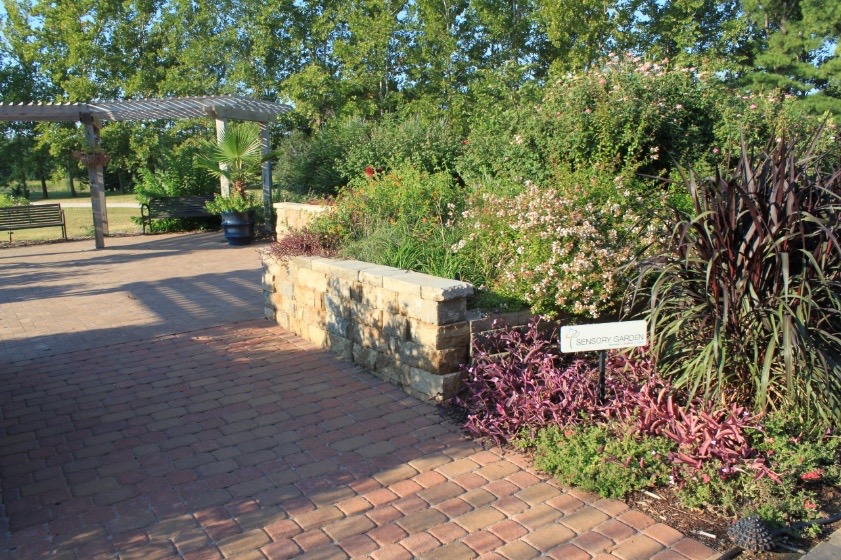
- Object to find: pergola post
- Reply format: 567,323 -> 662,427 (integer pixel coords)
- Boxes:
81,113 -> 108,249
214,117 -> 230,196
259,121 -> 273,237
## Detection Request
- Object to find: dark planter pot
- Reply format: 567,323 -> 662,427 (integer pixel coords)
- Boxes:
220,209 -> 256,246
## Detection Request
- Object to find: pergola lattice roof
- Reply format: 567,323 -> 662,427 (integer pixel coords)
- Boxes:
0,95 -> 291,123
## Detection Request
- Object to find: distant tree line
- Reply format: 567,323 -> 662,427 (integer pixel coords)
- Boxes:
0,0 -> 838,195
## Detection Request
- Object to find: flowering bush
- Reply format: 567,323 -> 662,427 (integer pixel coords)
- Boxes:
455,170 -> 663,318
459,54 -> 724,197
541,54 -> 722,180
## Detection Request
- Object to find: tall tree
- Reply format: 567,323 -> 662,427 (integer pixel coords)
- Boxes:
639,0 -> 748,71
738,0 -> 841,114
537,0 -> 637,73
0,21 -> 60,197
333,0 -> 409,118
404,0 -> 474,111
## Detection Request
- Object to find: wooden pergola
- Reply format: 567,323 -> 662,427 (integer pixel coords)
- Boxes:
0,95 -> 291,248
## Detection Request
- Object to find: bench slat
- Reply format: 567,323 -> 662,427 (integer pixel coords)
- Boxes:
0,204 -> 66,238
140,195 -> 216,233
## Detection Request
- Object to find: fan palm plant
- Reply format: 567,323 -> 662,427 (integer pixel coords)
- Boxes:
197,122 -> 263,198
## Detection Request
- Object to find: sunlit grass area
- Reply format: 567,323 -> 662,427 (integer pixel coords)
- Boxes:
2,207 -> 142,243
26,188 -> 140,205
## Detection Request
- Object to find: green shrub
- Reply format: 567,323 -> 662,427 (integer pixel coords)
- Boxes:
312,164 -> 467,278
273,119 -> 368,198
455,168 -> 664,318
338,112 -> 465,179
519,423 -> 674,499
133,167 -> 215,204
0,193 -> 29,207
456,85 -> 554,191
627,128 -> 841,423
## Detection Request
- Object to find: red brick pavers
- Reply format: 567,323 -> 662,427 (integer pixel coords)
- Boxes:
0,236 -> 718,559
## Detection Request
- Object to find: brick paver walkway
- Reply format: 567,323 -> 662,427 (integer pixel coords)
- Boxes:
0,234 -> 718,559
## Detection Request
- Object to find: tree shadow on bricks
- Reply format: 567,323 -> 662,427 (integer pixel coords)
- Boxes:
0,320 -> 483,559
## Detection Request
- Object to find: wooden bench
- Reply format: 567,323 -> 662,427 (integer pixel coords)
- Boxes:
0,204 -> 67,240
140,195 -> 216,234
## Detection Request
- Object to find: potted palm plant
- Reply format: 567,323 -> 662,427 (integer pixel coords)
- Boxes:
198,123 -> 263,246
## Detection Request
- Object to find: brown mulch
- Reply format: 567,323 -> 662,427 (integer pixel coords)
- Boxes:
627,482 -> 841,558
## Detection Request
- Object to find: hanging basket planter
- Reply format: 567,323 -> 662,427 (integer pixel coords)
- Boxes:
73,151 -> 110,167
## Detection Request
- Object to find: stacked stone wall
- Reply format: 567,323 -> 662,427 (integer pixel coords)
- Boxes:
273,202 -> 330,238
263,256 -> 474,401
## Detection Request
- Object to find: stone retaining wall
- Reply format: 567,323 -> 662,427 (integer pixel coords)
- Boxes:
273,202 -> 331,238
263,255 -> 474,401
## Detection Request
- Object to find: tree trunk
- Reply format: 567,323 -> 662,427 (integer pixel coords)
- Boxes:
67,156 -> 77,197
38,168 -> 49,199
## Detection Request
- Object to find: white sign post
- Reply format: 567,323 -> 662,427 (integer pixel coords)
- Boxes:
560,320 -> 647,402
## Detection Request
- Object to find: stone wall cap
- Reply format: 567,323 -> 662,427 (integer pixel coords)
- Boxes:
273,202 -> 330,211
388,272 -> 473,301
360,266 -> 411,287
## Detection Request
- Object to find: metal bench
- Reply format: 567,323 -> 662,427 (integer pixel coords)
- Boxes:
0,204 -> 67,240
140,195 -> 216,234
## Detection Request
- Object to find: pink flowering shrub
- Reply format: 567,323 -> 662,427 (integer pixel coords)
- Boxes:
540,54 -> 722,180
455,170 -> 664,318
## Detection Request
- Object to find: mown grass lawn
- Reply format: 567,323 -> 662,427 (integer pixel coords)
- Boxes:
26,188 -> 140,206
2,207 -> 142,243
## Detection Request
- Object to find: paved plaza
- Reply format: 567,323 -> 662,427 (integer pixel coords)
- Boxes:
0,233 -> 718,559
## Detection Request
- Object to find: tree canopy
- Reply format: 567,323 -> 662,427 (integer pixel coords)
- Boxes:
1,0 -> 838,192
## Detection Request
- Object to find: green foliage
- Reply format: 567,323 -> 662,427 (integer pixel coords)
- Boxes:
457,85 -> 550,190
678,413 -> 840,527
711,94 -> 833,163
273,119 -> 368,198
133,167 -> 215,204
627,128 -> 841,423
204,193 -> 259,214
338,112 -> 465,178
312,165 -> 467,278
520,424 -> 674,499
196,123 -> 263,196
0,193 -> 30,207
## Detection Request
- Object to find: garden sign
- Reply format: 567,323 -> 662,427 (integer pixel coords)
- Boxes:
560,320 -> 647,402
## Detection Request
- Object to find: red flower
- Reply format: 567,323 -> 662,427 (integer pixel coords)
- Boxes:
364,166 -> 375,178
801,468 -> 825,481
804,499 -> 818,510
